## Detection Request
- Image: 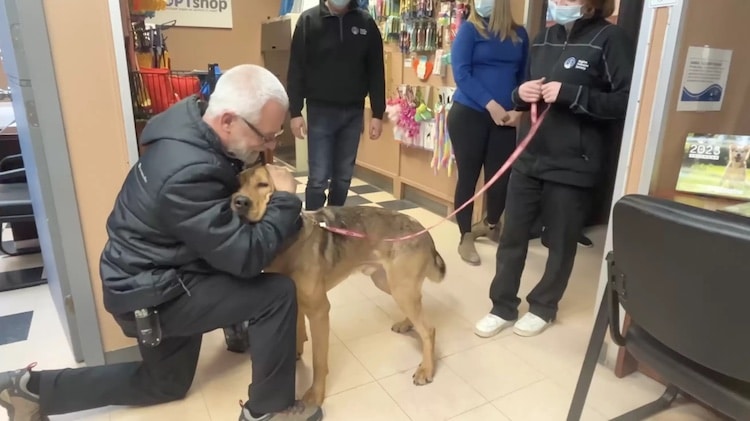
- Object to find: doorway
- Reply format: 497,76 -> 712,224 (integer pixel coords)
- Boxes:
0,0 -> 106,365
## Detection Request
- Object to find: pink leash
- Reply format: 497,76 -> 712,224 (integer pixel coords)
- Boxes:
311,105 -> 549,242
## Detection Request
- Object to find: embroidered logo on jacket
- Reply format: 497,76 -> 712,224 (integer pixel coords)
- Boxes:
563,57 -> 577,69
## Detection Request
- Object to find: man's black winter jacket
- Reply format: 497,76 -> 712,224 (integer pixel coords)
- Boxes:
512,16 -> 634,187
287,0 -> 386,119
99,97 -> 303,316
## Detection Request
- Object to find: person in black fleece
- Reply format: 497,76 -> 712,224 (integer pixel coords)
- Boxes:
0,65 -> 323,421
474,0 -> 634,339
287,0 -> 386,210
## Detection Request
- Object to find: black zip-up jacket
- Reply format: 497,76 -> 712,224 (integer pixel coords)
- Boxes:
511,16 -> 634,187
287,0 -> 386,119
99,96 -> 303,316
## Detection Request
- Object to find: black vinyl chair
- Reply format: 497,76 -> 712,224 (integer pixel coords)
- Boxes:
567,194 -> 750,420
0,153 -> 39,256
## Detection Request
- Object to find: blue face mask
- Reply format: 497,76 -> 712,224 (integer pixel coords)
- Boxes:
328,0 -> 350,9
474,0 -> 494,18
548,0 -> 583,25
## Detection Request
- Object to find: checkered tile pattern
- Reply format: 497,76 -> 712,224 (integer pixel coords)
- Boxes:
293,174 -> 419,211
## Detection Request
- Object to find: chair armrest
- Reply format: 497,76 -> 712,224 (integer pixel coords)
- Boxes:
606,251 -> 627,347
0,154 -> 23,172
0,168 -> 26,183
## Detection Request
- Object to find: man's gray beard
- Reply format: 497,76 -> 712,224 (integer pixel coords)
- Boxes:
242,151 -> 260,164
227,146 -> 260,164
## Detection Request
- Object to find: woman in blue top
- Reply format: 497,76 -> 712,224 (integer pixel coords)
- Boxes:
448,0 -> 529,265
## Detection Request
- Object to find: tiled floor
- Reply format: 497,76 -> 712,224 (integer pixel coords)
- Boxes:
0,223 -> 45,347
293,174 -> 421,211
0,178 -> 722,421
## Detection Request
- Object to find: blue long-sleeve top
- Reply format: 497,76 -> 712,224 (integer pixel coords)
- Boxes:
451,21 -> 529,112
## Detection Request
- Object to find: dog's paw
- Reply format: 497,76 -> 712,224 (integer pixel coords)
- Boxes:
412,364 -> 434,386
302,386 -> 325,406
391,319 -> 413,334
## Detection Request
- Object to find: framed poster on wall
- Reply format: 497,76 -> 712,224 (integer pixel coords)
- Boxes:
676,46 -> 733,112
675,133 -> 750,200
148,0 -> 233,29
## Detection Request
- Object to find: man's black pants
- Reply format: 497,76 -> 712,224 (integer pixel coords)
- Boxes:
489,170 -> 590,322
37,272 -> 298,416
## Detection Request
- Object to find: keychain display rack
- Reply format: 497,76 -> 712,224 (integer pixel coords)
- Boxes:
370,1 -> 468,175
372,0 -> 467,53
354,0 -> 478,211
386,84 -> 457,175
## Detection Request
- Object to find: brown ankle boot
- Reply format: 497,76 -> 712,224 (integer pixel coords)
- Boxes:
471,219 -> 501,243
458,233 -> 480,265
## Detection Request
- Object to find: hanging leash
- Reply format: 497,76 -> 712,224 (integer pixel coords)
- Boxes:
308,105 -> 549,242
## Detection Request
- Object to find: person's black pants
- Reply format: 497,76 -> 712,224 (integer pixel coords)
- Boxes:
447,102 -> 516,235
37,272 -> 298,416
489,170 -> 590,322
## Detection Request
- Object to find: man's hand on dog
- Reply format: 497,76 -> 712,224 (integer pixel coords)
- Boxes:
266,164 -> 298,193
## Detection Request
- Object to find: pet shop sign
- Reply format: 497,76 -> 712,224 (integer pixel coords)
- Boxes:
149,0 -> 233,29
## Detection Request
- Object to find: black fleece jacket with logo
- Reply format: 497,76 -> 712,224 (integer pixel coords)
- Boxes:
287,0 -> 386,119
512,16 -> 634,188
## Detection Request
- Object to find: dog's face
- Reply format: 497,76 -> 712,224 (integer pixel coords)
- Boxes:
231,165 -> 275,222
730,145 -> 750,164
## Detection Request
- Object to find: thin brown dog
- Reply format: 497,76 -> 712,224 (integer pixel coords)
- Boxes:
231,165 -> 447,405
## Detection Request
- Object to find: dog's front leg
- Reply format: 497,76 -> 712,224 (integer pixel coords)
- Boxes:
296,304 -> 308,360
301,292 -> 331,405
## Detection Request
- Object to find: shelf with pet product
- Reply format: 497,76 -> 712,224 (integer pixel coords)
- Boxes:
356,0 -> 479,213
372,0 -> 468,81
386,84 -> 457,175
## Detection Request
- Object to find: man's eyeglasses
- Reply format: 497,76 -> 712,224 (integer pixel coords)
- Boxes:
239,116 -> 284,144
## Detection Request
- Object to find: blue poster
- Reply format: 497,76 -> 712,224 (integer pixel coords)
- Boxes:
677,46 -> 733,112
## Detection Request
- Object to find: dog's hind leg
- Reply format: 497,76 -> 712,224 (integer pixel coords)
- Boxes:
391,318 -> 414,334
369,267 -> 414,333
386,265 -> 436,386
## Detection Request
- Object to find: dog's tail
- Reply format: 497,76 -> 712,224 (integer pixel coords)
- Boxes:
426,245 -> 446,283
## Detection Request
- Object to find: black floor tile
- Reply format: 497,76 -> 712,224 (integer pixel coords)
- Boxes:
0,240 -> 40,256
0,266 -> 45,293
379,199 -> 418,211
0,311 -> 33,346
350,184 -> 380,194
345,195 -> 372,206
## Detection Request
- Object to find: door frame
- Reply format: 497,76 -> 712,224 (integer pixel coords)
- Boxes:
0,0 -> 106,365
108,0 -> 141,168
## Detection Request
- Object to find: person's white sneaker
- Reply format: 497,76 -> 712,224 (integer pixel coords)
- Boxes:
474,314 -> 514,338
513,313 -> 550,337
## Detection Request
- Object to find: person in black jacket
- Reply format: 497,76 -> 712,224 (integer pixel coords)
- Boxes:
287,0 -> 386,210
0,65 -> 323,421
474,0 -> 633,338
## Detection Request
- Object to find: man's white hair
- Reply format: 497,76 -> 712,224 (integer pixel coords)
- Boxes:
204,64 -> 288,124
